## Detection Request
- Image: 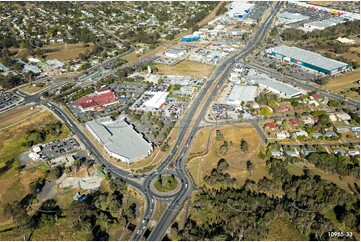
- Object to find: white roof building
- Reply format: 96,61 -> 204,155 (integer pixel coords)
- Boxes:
144,92 -> 169,110
226,85 -> 258,105
164,48 -> 185,58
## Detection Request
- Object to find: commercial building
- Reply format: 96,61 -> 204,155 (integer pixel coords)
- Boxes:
86,117 -> 153,164
303,17 -> 346,31
277,11 -> 309,24
46,59 -> 65,70
267,45 -> 349,76
226,85 -> 258,105
181,35 -> 200,42
143,91 -> 169,110
226,1 -> 254,19
76,87 -> 119,112
164,48 -> 185,58
244,74 -> 303,99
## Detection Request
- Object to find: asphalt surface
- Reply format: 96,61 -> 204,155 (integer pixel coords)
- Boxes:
147,2 -> 285,240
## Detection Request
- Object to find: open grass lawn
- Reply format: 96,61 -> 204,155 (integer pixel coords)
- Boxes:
0,109 -> 71,224
45,42 -> 94,61
19,84 -> 47,94
266,217 -> 305,241
187,124 -> 268,188
0,106 -> 42,130
188,127 -> 214,156
287,163 -> 358,193
155,60 -> 215,78
323,70 -> 360,100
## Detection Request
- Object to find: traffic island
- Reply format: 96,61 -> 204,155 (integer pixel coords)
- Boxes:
150,174 -> 182,197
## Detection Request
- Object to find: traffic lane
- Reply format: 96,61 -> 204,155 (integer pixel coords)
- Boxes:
148,4 -> 284,240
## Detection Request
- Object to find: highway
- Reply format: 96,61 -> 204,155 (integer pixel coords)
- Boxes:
146,2 -> 284,240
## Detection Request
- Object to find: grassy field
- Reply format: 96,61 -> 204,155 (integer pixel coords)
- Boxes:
287,163 -> 358,193
266,218 -> 305,241
155,60 -> 215,78
323,70 -> 360,100
19,84 -> 47,94
187,124 -> 268,188
0,109 -> 72,225
0,106 -> 43,130
45,42 -> 94,61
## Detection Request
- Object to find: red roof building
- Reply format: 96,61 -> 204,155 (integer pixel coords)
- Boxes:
265,122 -> 277,130
76,88 -> 119,112
311,93 -> 322,99
290,118 -> 299,126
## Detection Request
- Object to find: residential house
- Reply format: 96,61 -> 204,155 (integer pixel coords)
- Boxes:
325,131 -> 337,138
271,150 -> 283,157
351,126 -> 360,134
285,149 -> 300,157
335,126 -> 350,132
311,93 -> 322,100
303,116 -> 315,125
333,148 -> 346,155
301,150 -> 315,156
293,130 -> 308,138
265,122 -> 276,130
312,132 -> 323,139
276,132 -> 290,140
348,150 -> 360,156
290,118 -> 299,126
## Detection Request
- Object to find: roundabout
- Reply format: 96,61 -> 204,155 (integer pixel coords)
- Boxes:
148,171 -> 183,199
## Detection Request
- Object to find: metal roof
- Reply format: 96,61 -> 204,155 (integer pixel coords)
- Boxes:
305,17 -> 345,29
86,118 -> 152,161
278,11 -> 309,22
227,84 -> 258,103
244,73 -> 302,98
166,48 -> 185,55
270,45 -> 348,71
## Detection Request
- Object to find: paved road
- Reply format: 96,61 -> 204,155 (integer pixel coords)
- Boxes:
147,2 -> 285,240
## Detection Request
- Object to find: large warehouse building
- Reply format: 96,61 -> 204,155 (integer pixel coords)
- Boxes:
267,46 -> 349,76
86,117 -> 153,164
244,74 -> 303,99
226,85 -> 258,105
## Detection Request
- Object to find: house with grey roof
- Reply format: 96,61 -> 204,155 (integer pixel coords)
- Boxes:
325,131 -> 337,138
333,148 -> 346,155
312,132 -> 323,139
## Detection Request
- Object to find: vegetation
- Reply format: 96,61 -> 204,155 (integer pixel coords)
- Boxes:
307,152 -> 359,177
154,175 -> 178,192
178,157 -> 359,241
203,159 -> 236,187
